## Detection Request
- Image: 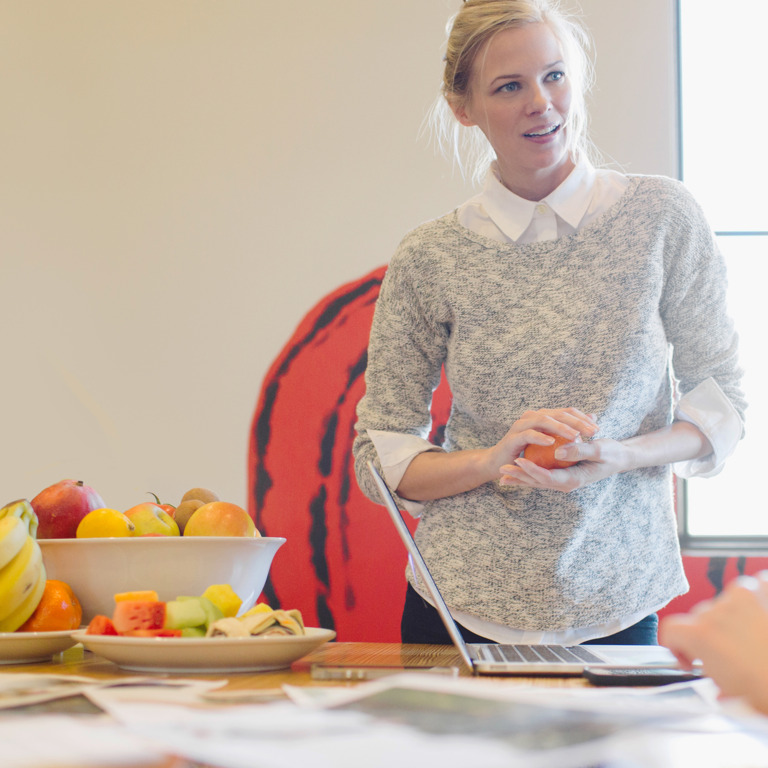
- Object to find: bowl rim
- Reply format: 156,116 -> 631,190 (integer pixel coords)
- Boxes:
38,536 -> 287,545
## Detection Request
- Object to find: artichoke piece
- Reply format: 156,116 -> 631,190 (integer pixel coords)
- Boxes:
206,607 -> 306,638
206,617 -> 251,638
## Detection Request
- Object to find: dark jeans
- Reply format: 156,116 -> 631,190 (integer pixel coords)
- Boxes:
401,583 -> 659,645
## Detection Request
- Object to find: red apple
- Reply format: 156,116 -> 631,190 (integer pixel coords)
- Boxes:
31,479 -> 106,539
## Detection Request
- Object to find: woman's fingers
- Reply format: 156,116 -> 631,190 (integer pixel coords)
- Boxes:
552,438 -> 601,463
513,409 -> 599,441
492,408 -> 601,484
498,457 -> 581,491
543,407 -> 599,436
498,439 -> 626,492
657,617 -> 700,670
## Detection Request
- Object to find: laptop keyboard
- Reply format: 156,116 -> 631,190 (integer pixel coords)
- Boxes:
476,643 -> 605,664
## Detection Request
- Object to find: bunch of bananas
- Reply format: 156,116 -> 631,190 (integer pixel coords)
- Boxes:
0,500 -> 46,632
0,498 -> 38,539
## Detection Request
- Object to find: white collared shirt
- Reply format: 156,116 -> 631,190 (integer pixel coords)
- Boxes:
458,159 -> 629,243
372,160 -> 743,644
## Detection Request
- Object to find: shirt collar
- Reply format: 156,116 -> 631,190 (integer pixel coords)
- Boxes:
480,159 -> 597,242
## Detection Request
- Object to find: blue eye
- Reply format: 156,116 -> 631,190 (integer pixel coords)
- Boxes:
497,81 -> 521,93
548,71 -> 566,82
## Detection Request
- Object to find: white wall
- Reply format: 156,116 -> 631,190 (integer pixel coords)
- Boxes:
0,0 -> 677,511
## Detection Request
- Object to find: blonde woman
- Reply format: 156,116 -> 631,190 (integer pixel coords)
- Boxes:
354,0 -> 745,646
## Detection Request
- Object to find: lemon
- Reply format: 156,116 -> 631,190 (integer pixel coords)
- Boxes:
76,508 -> 136,538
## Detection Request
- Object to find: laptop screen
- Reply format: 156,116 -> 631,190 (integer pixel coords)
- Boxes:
367,461 -> 476,671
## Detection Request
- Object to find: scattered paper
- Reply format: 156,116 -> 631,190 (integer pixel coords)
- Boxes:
0,715 -> 168,768
0,672 -> 226,710
3,668 -> 768,768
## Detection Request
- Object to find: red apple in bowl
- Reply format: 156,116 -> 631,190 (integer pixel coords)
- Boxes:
32,479 -> 106,539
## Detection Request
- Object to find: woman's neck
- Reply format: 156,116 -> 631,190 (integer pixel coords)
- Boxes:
497,158 -> 576,201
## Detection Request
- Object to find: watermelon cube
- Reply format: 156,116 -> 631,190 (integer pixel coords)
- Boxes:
85,615 -> 118,636
112,600 -> 166,634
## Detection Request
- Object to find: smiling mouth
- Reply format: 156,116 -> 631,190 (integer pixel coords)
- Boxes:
523,123 -> 560,138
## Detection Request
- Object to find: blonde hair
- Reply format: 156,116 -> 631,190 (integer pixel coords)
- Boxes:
428,0 -> 598,185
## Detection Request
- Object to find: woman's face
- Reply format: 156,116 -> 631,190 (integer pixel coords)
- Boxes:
453,22 -> 574,200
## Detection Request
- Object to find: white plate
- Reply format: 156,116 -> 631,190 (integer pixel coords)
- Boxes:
0,631 -> 79,664
71,627 -> 336,673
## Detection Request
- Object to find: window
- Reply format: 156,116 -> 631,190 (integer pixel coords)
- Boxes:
677,0 -> 768,552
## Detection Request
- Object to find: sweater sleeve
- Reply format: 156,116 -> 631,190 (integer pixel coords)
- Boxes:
658,179 -> 746,439
353,232 -> 451,505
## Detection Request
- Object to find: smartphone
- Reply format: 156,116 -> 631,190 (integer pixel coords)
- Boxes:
583,666 -> 704,686
310,664 -> 459,681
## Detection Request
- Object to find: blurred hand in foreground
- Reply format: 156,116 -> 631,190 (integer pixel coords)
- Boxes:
659,571 -> 768,714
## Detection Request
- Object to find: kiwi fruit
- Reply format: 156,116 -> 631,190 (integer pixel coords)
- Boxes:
174,499 -> 205,533
180,487 -> 220,505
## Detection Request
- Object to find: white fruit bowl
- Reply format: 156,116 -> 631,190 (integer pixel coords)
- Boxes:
38,536 -> 286,624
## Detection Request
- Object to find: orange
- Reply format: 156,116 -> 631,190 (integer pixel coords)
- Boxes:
17,579 -> 83,632
523,434 -> 580,470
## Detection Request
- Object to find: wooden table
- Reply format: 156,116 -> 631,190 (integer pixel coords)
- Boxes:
0,641 -> 602,768
4,640 -> 592,691
7,642 -> 768,768
10,643 -> 768,768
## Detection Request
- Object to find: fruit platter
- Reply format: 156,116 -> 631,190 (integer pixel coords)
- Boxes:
71,587 -> 335,673
0,632 -> 79,665
0,479 -> 333,669
72,628 -> 336,673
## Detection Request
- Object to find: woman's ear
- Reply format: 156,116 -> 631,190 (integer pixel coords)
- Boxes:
448,97 -> 476,128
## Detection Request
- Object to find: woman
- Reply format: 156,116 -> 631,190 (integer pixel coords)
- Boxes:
353,0 -> 745,646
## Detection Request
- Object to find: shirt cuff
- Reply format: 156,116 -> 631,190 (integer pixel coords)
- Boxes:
672,377 -> 744,479
366,429 -> 443,517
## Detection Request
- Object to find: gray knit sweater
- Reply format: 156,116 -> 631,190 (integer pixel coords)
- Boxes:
354,175 -> 745,632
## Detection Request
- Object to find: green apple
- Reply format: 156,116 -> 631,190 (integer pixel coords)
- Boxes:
124,502 -> 180,536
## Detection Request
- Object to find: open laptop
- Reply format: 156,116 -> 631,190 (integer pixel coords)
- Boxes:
367,460 -> 677,676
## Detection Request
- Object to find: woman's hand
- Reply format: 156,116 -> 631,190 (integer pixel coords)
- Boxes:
398,407 -> 597,501
659,574 -> 768,714
499,420 -> 713,493
399,413 -> 710,500
488,407 -> 599,473
499,436 -> 630,492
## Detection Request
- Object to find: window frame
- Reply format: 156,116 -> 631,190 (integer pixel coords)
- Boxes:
678,479 -> 768,555
675,0 -> 768,555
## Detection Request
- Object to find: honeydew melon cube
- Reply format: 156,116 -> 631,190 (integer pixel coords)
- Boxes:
180,626 -> 206,638
198,596 -> 224,626
175,595 -> 224,627
164,598 -> 207,630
